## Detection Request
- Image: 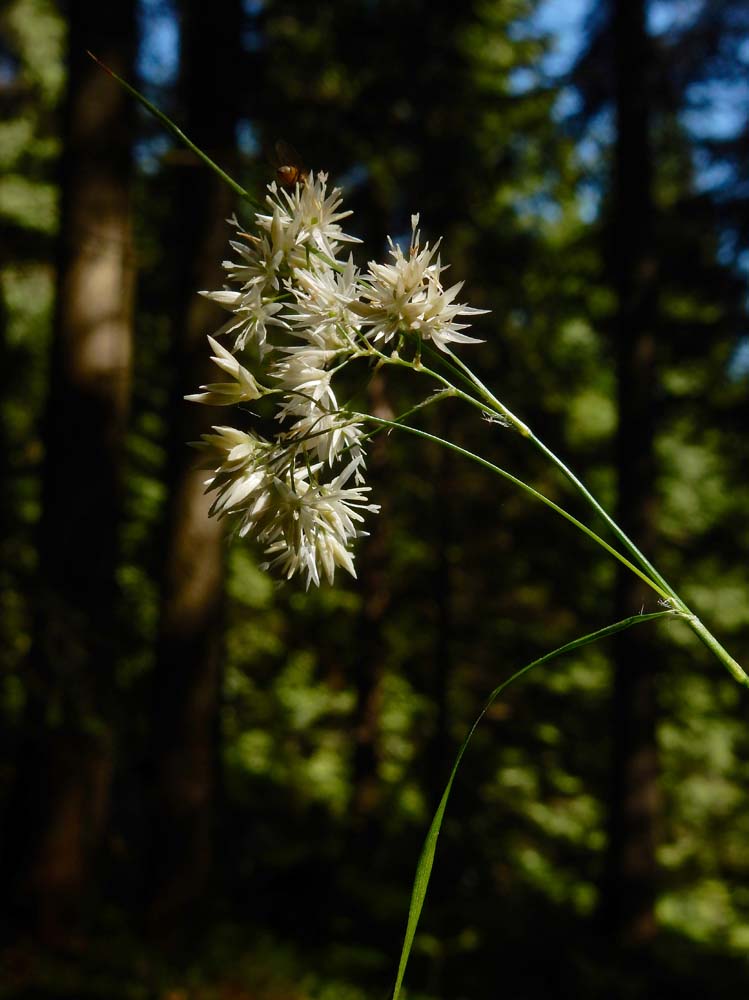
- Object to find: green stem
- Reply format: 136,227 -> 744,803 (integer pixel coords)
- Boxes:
440,348 -> 749,687
87,51 -> 261,209
360,414 -> 671,602
442,347 -> 671,587
688,617 -> 749,688
528,430 -> 676,597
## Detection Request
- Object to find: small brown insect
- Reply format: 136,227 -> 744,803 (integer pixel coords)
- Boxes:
271,139 -> 309,189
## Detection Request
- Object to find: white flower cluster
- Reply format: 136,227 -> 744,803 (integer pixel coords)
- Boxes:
189,172 -> 485,587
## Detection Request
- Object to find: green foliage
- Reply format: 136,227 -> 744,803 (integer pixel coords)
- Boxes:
0,0 -> 64,738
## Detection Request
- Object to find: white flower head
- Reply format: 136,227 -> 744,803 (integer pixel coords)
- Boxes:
259,172 -> 361,261
356,214 -> 487,352
287,407 -> 366,475
270,351 -> 365,472
201,272 -> 287,358
196,426 -> 276,520
258,467 -> 379,589
272,347 -> 340,406
219,209 -> 307,290
198,425 -> 375,589
286,254 -> 363,351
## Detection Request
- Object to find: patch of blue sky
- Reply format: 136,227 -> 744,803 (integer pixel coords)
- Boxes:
509,0 -> 590,119
574,111 -> 613,221
134,0 -> 180,170
531,2 -> 590,129
577,185 -> 599,224
690,149 -> 736,196
137,0 -> 180,89
527,0 -> 747,226
648,0 -> 704,35
727,336 -> 749,381
0,53 -> 18,87
236,119 -> 261,158
681,77 -> 749,197
134,133 -> 172,175
242,0 -> 265,51
508,66 -> 539,96
337,163 -> 369,193
511,189 -> 563,227
534,0 -> 591,77
554,87 -> 583,119
682,80 -> 749,142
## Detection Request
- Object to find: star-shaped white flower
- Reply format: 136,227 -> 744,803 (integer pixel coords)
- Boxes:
356,215 -> 486,351
201,281 -> 287,356
185,336 -> 264,405
257,464 -> 379,588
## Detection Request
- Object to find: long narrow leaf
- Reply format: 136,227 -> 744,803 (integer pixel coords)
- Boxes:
391,610 -> 682,1000
87,51 -> 261,209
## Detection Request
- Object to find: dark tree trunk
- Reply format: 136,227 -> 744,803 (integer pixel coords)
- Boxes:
426,415 -> 453,810
423,417 -> 454,1000
0,0 -> 135,943
146,0 -> 243,937
601,0 -> 661,948
350,374 -> 393,829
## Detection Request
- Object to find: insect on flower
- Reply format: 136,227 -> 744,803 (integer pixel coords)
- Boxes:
270,139 -> 309,190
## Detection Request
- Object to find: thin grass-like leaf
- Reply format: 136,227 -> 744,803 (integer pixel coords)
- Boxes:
391,610 -> 682,1000
87,51 -> 261,209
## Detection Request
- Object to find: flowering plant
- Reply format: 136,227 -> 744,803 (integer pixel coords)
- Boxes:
96,55 -> 747,1000
189,172 -> 485,589
186,167 -> 749,996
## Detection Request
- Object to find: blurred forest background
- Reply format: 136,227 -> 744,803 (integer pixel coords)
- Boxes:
1,0 -> 748,997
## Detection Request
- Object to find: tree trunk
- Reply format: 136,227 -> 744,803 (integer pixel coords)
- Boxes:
146,0 -> 243,937
601,0 -> 660,948
350,374 -> 393,829
0,0 -> 135,943
426,411 -> 454,809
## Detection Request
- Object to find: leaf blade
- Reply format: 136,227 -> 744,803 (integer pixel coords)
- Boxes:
391,610 -> 680,1000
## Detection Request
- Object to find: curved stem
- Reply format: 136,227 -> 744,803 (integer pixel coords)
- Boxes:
88,52 -> 261,209
359,414 -> 672,602
440,348 -> 749,687
527,431 -> 676,598
443,347 -> 672,590
392,609 -> 685,1000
